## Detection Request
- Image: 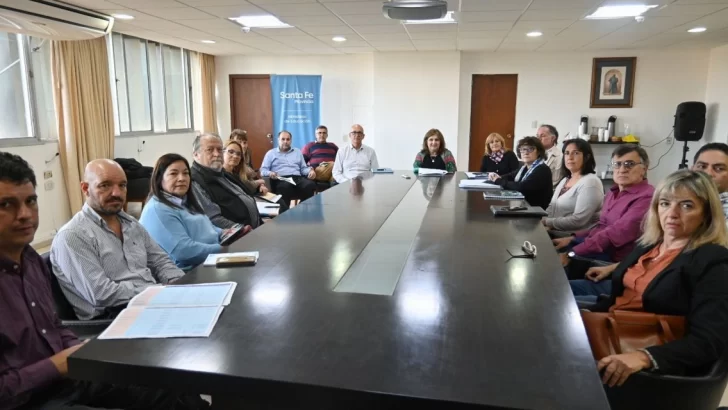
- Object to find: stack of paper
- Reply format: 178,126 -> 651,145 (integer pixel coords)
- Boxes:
97,282 -> 236,340
484,190 -> 525,200
459,179 -> 501,190
465,172 -> 489,179
256,202 -> 280,217
371,168 -> 394,173
418,168 -> 448,176
204,251 -> 259,266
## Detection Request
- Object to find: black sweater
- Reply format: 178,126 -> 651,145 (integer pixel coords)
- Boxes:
495,163 -> 553,209
480,151 -> 520,175
596,243 -> 728,376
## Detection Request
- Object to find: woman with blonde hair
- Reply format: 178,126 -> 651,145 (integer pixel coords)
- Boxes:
413,128 -> 457,173
572,170 -> 728,387
223,140 -> 267,195
480,132 -> 520,175
229,129 -> 257,180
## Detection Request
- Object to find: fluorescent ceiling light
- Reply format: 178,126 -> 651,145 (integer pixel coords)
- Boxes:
526,31 -> 542,37
332,36 -> 346,42
229,14 -> 291,28
585,5 -> 657,19
112,14 -> 134,20
404,11 -> 455,25
688,27 -> 706,33
201,40 -> 216,44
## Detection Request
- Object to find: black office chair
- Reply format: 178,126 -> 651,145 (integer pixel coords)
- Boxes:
42,253 -> 113,339
605,352 -> 728,410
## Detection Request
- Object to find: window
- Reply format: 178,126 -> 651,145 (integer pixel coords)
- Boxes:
111,33 -> 193,135
0,33 -> 29,140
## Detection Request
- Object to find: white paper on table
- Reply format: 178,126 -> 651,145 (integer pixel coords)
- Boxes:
257,202 -> 280,216
97,306 -> 224,339
465,172 -> 489,179
458,179 -> 502,189
128,282 -> 238,308
418,168 -> 448,176
203,251 -> 260,266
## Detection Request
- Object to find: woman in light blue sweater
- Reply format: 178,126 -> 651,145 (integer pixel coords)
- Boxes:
140,154 -> 224,270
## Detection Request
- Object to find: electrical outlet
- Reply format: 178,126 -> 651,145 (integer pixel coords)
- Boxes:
44,180 -> 54,191
666,136 -> 673,144
43,171 -> 52,179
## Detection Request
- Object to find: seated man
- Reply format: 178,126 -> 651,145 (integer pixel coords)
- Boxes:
0,152 -> 207,410
333,124 -> 379,183
260,130 -> 317,204
191,133 -> 262,228
553,144 -> 654,280
302,125 -> 338,189
693,142 -> 728,222
51,159 -> 185,320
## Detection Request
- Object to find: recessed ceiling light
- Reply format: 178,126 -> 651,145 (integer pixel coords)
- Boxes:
112,14 -> 134,20
585,5 -> 657,20
332,36 -> 346,42
201,40 -> 216,44
527,31 -> 543,37
228,15 -> 292,28
404,11 -> 456,25
688,27 -> 707,33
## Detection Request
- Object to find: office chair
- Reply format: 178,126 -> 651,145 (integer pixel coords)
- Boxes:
605,352 -> 728,410
42,253 -> 113,339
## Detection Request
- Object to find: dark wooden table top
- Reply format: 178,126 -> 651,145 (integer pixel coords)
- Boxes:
69,172 -> 610,410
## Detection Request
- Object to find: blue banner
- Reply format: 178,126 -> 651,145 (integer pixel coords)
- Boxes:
270,75 -> 322,150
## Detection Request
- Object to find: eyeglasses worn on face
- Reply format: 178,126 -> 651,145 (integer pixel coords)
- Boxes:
226,149 -> 242,157
350,131 -> 364,136
611,160 -> 643,170
519,146 -> 536,154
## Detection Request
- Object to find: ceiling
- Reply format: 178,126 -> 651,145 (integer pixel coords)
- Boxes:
62,0 -> 728,55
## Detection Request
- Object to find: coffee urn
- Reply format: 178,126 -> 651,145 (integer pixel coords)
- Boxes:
579,116 -> 588,137
606,116 -> 617,140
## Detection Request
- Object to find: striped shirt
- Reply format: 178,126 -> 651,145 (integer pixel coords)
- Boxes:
50,204 -> 184,320
722,192 -> 728,225
302,141 -> 338,168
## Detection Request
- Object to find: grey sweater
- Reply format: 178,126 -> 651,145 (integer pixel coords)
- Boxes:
544,173 -> 604,232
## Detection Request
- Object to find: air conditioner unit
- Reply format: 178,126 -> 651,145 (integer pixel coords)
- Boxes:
0,0 -> 113,40
382,0 -> 448,21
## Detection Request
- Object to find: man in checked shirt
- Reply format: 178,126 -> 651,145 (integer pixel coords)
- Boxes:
0,152 -> 208,409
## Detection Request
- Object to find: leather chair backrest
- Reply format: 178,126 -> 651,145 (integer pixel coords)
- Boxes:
41,252 -> 79,321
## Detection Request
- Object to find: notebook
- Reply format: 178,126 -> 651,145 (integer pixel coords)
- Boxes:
483,190 -> 525,200
459,179 -> 501,189
418,168 -> 448,176
97,282 -> 236,340
465,172 -> 489,179
490,205 -> 547,217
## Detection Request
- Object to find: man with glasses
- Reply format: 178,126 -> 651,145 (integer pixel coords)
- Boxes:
333,124 -> 379,183
260,131 -> 318,205
553,144 -> 654,280
190,133 -> 262,229
693,142 -> 728,222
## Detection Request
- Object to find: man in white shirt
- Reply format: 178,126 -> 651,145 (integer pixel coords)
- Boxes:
537,124 -> 562,187
333,124 -> 380,183
692,142 -> 728,222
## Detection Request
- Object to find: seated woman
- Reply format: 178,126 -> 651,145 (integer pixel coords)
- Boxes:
576,170 -> 728,386
140,154 -> 249,270
543,139 -> 604,233
488,136 -> 553,209
223,140 -> 289,213
413,128 -> 457,173
553,144 -> 654,276
228,130 -> 262,186
480,132 -> 520,175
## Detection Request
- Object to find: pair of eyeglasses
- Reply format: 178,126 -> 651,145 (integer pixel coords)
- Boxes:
226,149 -> 242,157
519,146 -> 536,154
507,241 -> 537,261
349,131 -> 364,136
611,160 -> 643,170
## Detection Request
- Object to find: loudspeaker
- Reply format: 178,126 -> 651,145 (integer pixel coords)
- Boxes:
674,101 -> 706,142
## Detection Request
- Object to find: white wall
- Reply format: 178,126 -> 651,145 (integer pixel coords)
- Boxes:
706,44 -> 728,144
114,131 -> 198,166
215,54 -> 373,146
459,50 -> 711,183
3,142 -> 70,246
372,52 -> 460,169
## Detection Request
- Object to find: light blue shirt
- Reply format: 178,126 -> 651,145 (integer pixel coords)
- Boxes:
260,147 -> 311,177
139,195 -> 223,271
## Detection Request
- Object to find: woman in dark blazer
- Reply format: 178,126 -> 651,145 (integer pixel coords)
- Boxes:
480,132 -> 520,175
581,170 -> 728,387
488,136 -> 553,209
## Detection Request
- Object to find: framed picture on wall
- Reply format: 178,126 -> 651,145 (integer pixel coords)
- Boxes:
589,57 -> 637,108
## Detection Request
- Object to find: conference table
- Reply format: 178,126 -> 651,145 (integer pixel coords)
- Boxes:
69,172 -> 610,410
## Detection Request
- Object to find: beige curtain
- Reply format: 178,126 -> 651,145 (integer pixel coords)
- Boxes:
51,37 -> 115,214
200,53 -> 218,134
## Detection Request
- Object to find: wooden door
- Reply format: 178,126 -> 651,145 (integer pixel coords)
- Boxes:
468,74 -> 518,171
229,75 -> 274,169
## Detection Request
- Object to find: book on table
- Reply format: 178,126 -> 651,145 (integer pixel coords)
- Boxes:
97,282 -> 236,340
483,190 -> 525,200
417,168 -> 448,176
465,172 -> 489,179
458,179 -> 501,189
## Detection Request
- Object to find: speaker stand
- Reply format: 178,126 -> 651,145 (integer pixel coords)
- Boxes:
678,140 -> 690,170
